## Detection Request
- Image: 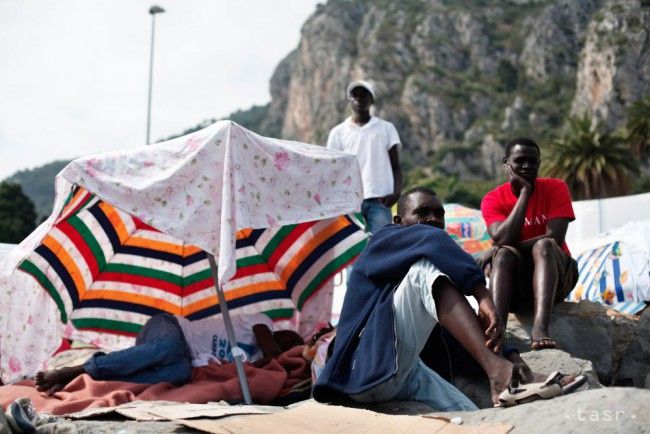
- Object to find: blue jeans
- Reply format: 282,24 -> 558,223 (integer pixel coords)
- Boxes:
350,259 -> 478,411
361,199 -> 392,234
83,313 -> 192,386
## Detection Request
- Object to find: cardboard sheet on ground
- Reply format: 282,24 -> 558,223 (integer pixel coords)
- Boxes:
67,400 -> 279,421
67,400 -> 180,421
145,402 -> 279,419
169,402 -> 512,434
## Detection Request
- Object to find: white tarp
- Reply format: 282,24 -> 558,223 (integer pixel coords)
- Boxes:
567,219 -> 650,314
566,192 -> 650,253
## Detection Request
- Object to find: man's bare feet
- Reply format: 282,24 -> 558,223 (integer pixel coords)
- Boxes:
530,336 -> 557,350
487,358 -> 515,405
35,365 -> 85,395
531,325 -> 557,350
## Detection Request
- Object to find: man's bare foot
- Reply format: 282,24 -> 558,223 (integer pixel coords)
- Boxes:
35,365 -> 85,395
531,325 -> 557,350
531,336 -> 557,350
488,358 -> 515,405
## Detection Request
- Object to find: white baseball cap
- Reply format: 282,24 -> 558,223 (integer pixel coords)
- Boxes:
347,80 -> 375,100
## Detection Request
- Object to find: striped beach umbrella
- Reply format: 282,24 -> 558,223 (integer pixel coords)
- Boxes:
17,186 -> 368,337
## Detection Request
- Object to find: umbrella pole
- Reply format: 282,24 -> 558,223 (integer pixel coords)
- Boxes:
207,254 -> 253,405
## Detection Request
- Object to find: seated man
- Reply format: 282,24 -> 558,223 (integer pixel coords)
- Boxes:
480,138 -> 578,350
314,187 -> 551,409
35,312 -> 303,395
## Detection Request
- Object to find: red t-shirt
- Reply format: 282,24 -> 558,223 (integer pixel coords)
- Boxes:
481,178 -> 575,255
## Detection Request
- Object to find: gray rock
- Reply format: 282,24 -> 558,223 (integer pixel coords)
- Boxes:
243,0 -> 650,181
438,387 -> 650,434
615,309 -> 650,388
519,0 -> 599,82
453,349 -> 602,409
521,349 -> 602,389
571,0 -> 650,129
355,388 -> 649,433
510,300 -> 639,384
35,420 -> 194,433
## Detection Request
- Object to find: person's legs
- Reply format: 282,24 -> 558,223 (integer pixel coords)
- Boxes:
352,259 -> 512,408
361,199 -> 392,234
83,339 -> 191,384
352,260 -> 448,408
530,239 -> 564,350
394,359 -> 478,411
84,314 -> 191,384
430,275 -> 513,404
36,314 -> 192,394
488,247 -> 519,326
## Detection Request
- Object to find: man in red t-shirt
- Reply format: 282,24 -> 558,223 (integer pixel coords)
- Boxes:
480,138 -> 578,351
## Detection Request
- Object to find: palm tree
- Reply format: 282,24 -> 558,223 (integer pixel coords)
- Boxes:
545,116 -> 638,200
626,95 -> 650,160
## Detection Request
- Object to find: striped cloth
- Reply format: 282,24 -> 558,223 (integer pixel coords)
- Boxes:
18,186 -> 368,336
567,241 -> 647,315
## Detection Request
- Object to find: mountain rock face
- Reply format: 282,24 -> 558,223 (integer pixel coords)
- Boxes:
263,0 -> 650,175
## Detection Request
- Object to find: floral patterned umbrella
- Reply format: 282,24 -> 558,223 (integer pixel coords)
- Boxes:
0,121 -> 364,390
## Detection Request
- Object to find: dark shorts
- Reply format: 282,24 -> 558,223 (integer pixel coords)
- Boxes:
481,240 -> 579,313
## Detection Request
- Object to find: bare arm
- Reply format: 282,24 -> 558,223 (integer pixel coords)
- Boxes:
516,218 -> 570,252
468,283 -> 504,353
252,324 -> 282,358
380,145 -> 402,207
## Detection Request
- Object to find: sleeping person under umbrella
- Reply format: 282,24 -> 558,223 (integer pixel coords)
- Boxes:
35,312 -> 303,395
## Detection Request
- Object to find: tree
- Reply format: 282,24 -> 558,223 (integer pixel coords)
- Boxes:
545,116 -> 638,200
0,182 -> 37,243
626,95 -> 650,160
6,159 -> 70,220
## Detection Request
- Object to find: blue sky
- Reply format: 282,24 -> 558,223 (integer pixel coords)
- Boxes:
0,0 -> 320,179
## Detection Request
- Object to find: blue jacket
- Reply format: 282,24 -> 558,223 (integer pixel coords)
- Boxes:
313,223 -> 486,402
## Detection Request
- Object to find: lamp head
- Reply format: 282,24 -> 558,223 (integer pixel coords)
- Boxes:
149,5 -> 165,14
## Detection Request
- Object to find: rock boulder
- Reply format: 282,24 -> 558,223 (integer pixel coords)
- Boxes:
507,300 -> 640,385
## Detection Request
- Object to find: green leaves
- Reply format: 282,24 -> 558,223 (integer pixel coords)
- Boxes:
0,182 -> 37,243
545,115 -> 637,200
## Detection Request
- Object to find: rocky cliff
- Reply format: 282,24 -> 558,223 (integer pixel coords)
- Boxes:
258,0 -> 649,180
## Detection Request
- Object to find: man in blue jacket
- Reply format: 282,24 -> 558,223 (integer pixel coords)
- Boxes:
313,187 -> 518,410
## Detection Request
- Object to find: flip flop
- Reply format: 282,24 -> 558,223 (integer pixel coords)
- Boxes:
495,371 -> 563,407
546,372 -> 587,394
530,337 -> 557,351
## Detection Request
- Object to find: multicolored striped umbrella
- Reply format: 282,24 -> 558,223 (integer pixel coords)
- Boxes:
444,203 -> 492,256
17,186 -> 368,337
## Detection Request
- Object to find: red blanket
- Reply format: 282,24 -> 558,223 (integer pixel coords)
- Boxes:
0,346 -> 309,415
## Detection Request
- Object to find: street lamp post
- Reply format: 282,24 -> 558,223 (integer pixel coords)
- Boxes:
146,5 -> 165,145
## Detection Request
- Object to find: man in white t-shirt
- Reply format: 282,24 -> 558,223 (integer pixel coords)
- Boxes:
34,313 -> 304,394
175,312 -> 290,366
327,80 -> 402,234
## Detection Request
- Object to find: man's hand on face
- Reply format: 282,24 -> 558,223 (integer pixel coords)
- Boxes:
504,163 -> 532,193
475,291 -> 504,354
379,192 -> 400,208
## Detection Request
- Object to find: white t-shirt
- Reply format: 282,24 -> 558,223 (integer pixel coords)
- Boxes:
175,313 -> 273,367
326,116 -> 401,199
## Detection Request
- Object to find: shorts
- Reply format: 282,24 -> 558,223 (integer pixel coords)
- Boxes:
482,240 -> 579,313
